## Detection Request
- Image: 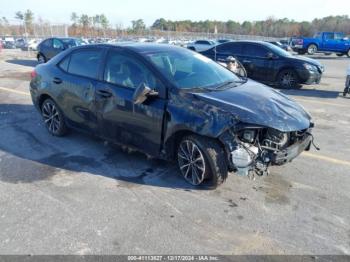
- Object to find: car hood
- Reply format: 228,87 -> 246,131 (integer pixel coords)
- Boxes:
191,80 -> 311,132
290,55 -> 323,68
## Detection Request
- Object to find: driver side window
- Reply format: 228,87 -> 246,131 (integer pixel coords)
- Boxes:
104,50 -> 158,90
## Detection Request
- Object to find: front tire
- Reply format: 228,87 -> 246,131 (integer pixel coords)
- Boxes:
277,69 -> 300,89
177,135 -> 228,188
41,99 -> 68,136
337,53 -> 344,57
347,49 -> 350,58
307,44 -> 317,55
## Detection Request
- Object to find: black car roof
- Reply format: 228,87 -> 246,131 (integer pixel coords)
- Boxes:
81,42 -> 187,54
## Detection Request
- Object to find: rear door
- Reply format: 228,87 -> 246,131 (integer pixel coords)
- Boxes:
323,33 -> 337,51
54,47 -> 104,132
95,48 -> 166,156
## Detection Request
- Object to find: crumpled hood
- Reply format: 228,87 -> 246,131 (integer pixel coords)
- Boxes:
192,80 -> 311,132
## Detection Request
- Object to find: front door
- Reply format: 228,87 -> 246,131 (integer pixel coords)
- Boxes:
240,43 -> 271,82
95,48 -> 165,156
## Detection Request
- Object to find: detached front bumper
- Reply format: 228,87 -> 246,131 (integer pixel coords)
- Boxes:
271,134 -> 312,165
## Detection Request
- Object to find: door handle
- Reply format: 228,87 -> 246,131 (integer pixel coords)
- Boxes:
97,89 -> 112,98
53,77 -> 62,84
243,60 -> 251,63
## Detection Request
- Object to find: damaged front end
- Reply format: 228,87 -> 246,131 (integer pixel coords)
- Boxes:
220,124 -> 315,178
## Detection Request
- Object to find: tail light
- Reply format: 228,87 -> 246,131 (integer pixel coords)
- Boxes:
30,70 -> 37,79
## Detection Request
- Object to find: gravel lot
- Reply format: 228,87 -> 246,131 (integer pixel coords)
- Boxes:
0,49 -> 349,255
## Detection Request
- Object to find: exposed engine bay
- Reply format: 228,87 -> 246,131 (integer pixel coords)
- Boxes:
221,125 -> 317,178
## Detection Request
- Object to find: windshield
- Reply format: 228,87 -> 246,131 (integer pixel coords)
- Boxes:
267,43 -> 292,57
145,48 -> 241,90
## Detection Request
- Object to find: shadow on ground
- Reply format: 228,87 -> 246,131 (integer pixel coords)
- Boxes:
279,88 -> 342,99
296,54 -> 349,60
0,103 -> 204,190
6,59 -> 38,67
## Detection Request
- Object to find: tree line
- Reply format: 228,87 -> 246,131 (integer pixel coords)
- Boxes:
1,10 -> 350,38
150,16 -> 350,37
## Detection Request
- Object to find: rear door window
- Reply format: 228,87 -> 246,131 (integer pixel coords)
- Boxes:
58,55 -> 70,72
67,49 -> 103,79
324,33 -> 334,40
243,44 -> 269,57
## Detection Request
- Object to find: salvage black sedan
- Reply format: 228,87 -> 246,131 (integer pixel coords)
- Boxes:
30,43 -> 315,188
200,41 -> 324,89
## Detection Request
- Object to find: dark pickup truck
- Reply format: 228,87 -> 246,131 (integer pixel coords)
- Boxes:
292,32 -> 350,57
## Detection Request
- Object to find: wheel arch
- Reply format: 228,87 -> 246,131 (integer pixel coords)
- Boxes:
37,52 -> 46,60
163,129 -> 227,161
307,42 -> 318,49
275,67 -> 300,82
37,93 -> 54,110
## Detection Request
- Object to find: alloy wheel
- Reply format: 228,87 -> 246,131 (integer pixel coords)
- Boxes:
178,140 -> 206,185
42,101 -> 60,134
280,71 -> 296,89
307,45 -> 317,55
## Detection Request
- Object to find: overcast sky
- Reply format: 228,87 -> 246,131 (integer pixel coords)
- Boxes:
1,0 -> 349,27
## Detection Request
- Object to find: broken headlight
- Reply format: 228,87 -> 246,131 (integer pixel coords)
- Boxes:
263,128 -> 290,150
239,129 -> 256,143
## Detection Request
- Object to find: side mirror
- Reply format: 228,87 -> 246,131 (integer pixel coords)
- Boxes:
342,37 -> 349,41
132,83 -> 158,105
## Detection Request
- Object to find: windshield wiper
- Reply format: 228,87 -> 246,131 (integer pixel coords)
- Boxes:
213,80 -> 235,90
213,79 -> 247,90
180,80 -> 246,93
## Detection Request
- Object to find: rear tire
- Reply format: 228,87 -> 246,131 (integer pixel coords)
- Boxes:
307,44 -> 317,55
337,53 -> 344,57
277,69 -> 300,89
37,54 -> 46,64
41,99 -> 68,136
177,135 -> 228,189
